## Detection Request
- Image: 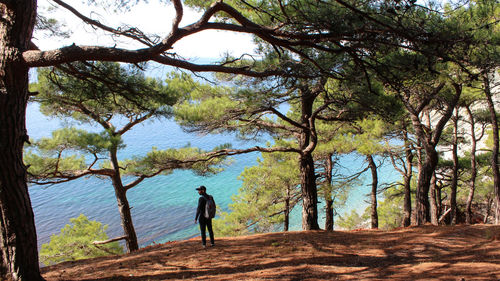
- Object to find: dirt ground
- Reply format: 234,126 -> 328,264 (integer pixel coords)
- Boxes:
41,224 -> 500,281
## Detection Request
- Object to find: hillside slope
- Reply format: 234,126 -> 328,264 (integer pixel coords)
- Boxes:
42,225 -> 500,280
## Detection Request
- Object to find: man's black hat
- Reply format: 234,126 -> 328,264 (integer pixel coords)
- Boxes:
196,185 -> 206,191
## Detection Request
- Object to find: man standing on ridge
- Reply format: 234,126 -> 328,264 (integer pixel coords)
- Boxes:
195,185 -> 215,248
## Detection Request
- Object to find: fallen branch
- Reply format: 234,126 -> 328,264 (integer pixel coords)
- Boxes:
93,235 -> 128,245
438,208 -> 452,223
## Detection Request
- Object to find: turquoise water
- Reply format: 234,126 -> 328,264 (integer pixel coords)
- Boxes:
27,102 -> 398,249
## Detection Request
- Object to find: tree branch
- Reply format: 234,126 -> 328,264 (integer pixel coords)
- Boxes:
53,0 -> 157,46
238,117 -> 300,134
117,111 -> 155,135
23,0 -> 313,78
93,235 -> 128,245
415,82 -> 446,113
28,168 -> 114,185
124,175 -> 149,191
268,107 -> 307,131
431,83 -> 461,146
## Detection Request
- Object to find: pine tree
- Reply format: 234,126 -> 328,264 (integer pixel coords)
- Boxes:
26,62 -> 228,252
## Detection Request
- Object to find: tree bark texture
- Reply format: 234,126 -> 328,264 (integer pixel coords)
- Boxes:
367,155 -> 378,229
284,185 -> 290,232
414,147 -> 437,224
409,85 -> 460,225
324,154 -> 334,231
299,87 -> 319,230
429,173 -> 439,225
109,147 -> 139,252
299,152 -> 319,230
465,106 -> 477,224
449,109 -> 459,225
0,1 -> 45,280
483,73 -> 500,224
402,132 -> 413,227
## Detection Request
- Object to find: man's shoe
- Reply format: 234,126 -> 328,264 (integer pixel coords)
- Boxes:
202,245 -> 206,248
210,243 -> 215,247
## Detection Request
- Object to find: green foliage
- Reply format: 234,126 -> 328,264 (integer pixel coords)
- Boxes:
34,62 -> 180,124
39,214 -> 123,265
27,62 -> 233,253
337,209 -> 369,230
376,184 -> 409,230
174,83 -> 239,133
321,118 -> 389,156
122,144 -> 232,177
27,63 -> 230,183
214,149 -> 300,236
25,127 -> 124,181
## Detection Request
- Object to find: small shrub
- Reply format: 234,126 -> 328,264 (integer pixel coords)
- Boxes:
40,214 -> 124,265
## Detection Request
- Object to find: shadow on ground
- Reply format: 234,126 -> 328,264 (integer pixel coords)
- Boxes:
42,225 -> 500,281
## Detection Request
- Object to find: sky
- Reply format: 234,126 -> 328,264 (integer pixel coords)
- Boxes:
35,0 -> 258,60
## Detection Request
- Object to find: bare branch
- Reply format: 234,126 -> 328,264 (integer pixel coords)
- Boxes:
153,55 -> 283,77
28,168 -> 114,185
415,82 -> 446,113
239,117 -> 300,134
171,0 -> 183,31
124,175 -> 149,191
268,107 -> 307,131
23,0 -> 316,78
123,145 -> 301,191
53,0 -> 156,46
93,235 -> 128,245
431,83 -> 461,146
117,111 -> 155,135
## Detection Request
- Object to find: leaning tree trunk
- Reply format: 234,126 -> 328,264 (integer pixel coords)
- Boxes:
110,147 -> 139,252
367,155 -> 378,229
465,106 -> 478,224
483,73 -> 500,224
0,1 -> 45,280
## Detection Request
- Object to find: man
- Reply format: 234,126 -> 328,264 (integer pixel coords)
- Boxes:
195,185 -> 215,247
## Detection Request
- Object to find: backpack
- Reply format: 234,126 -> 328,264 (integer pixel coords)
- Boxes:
204,195 -> 216,219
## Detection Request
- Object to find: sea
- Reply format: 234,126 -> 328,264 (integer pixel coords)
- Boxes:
26,102 -> 398,250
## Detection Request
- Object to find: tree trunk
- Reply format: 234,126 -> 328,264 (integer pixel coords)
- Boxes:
465,106 -> 477,224
437,182 -> 443,214
299,152 -> 319,230
429,173 -> 439,225
325,154 -> 334,231
411,112 -> 433,225
449,109 -> 459,225
325,199 -> 334,231
284,185 -> 290,232
367,155 -> 378,229
402,131 -> 413,227
484,197 -> 493,223
415,150 -> 437,224
407,83 -> 460,225
109,147 -> 139,252
0,1 -> 45,280
483,73 -> 500,224
298,86 -> 319,230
